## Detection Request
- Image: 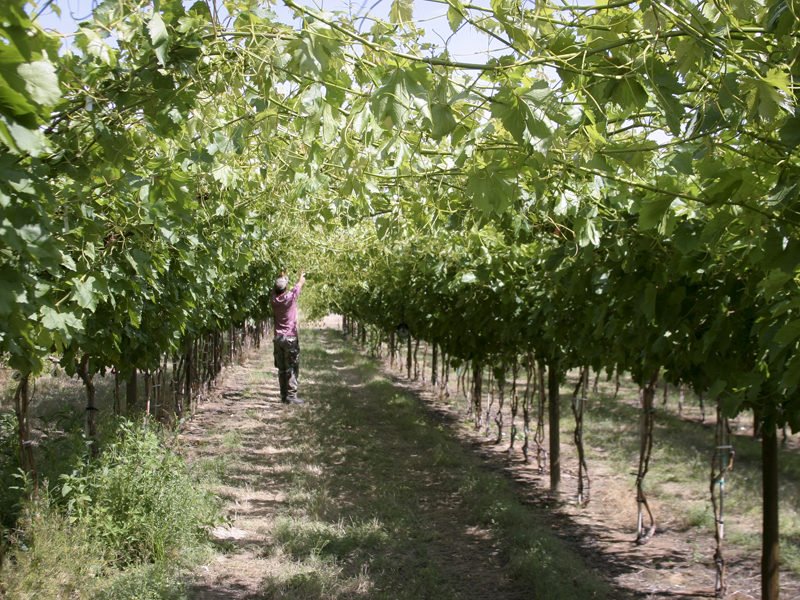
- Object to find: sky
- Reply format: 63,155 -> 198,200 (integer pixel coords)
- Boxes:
35,0 -> 508,62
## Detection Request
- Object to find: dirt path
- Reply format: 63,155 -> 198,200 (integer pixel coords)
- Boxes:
181,325 -> 576,599
181,353 -> 285,599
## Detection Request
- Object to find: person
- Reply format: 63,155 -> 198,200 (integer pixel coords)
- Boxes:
270,269 -> 306,405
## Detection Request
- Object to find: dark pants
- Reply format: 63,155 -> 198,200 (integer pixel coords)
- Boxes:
273,336 -> 300,402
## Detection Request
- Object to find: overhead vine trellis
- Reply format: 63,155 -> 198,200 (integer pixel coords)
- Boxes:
3,0 -> 800,597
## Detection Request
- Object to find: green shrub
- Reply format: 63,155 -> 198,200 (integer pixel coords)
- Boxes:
60,421 -> 220,565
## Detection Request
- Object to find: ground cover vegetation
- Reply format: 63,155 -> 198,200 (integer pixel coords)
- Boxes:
184,325 -> 614,599
370,325 -> 800,594
339,312 -> 800,596
3,0 -> 800,597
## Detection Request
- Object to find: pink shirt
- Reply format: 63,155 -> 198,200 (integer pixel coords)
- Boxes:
271,284 -> 301,337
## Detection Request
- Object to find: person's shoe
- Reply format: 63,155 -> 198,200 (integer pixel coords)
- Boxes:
282,398 -> 305,405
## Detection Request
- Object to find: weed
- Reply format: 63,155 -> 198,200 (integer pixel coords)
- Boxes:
684,504 -> 714,529
60,421 -> 220,565
269,516 -> 388,561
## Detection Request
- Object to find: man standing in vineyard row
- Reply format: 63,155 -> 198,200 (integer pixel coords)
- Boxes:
271,269 -> 306,405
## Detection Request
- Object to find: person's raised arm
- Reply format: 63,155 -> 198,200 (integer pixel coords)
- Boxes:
297,268 -> 306,292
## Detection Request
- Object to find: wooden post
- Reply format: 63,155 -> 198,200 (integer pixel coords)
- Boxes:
431,342 -> 438,386
762,422 -> 780,600
113,371 -> 121,417
494,364 -> 506,444
77,354 -> 98,455
536,359 -> 547,473
473,362 -> 483,429
13,374 -> 38,498
185,338 -> 192,416
144,369 -> 151,429
407,334 -> 412,379
548,363 -> 560,494
126,369 -> 138,417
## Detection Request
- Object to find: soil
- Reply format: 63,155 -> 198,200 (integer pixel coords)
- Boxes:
180,318 -> 800,599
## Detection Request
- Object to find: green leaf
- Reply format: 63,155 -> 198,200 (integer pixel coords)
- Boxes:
322,103 -> 337,144
71,276 -> 99,312
779,116 -> 800,149
375,216 -> 391,239
148,12 -> 169,47
128,306 -> 141,328
638,196 -> 673,230
741,73 -> 791,122
642,8 -> 659,33
447,0 -> 464,32
674,38 -> 707,75
672,224 -> 701,255
707,379 -> 727,399
643,282 -> 657,322
212,164 -> 235,187
764,67 -> 792,94
40,306 -> 84,337
669,152 -> 693,175
610,77 -> 649,111
490,86 -> 555,154
431,103 -> 457,140
154,44 -> 168,67
372,69 -> 416,127
760,269 -> 792,301
574,217 -> 599,247
465,167 -> 515,216
0,115 -> 47,155
389,0 -> 414,24
17,60 -> 61,106
775,319 -> 800,345
720,392 -> 745,418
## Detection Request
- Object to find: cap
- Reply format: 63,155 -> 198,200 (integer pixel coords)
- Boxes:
275,276 -> 289,292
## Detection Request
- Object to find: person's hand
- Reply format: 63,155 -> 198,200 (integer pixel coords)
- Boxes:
281,269 -> 286,277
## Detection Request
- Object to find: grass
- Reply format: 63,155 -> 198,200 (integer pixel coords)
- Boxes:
0,504 -> 195,600
252,329 -> 613,599
0,368 -> 222,600
0,508 -> 104,600
368,347 -> 800,594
